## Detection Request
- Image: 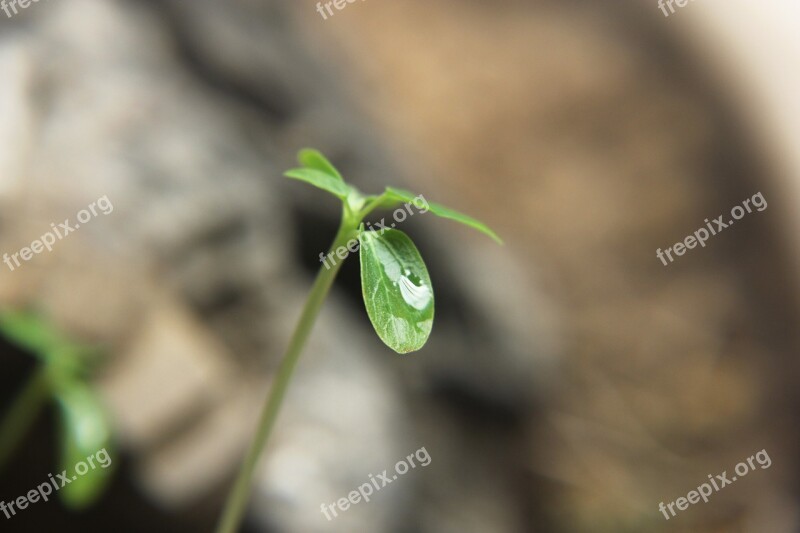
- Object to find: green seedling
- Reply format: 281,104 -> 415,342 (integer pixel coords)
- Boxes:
217,149 -> 501,532
0,310 -> 113,509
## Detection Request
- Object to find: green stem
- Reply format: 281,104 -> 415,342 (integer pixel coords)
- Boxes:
0,365 -> 50,471
357,192 -> 388,221
216,213 -> 357,533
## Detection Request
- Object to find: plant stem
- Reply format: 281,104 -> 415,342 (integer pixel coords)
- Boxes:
216,214 -> 357,533
0,365 -> 50,471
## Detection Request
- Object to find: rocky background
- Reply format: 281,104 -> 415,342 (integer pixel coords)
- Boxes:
0,1 -> 798,532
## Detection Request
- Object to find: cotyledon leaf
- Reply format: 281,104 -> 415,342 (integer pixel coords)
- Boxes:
384,187 -> 503,244
359,229 -> 434,353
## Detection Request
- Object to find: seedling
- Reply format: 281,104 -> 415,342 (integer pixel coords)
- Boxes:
0,310 -> 113,509
216,149 -> 500,532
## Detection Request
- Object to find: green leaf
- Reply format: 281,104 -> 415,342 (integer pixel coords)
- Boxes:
382,187 -> 428,210
0,310 -> 62,355
359,229 -> 434,353
0,310 -> 99,375
297,148 -> 344,181
284,168 -> 354,200
55,382 -> 114,509
384,187 -> 503,244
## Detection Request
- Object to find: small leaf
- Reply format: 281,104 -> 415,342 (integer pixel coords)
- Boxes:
297,148 -> 344,181
284,168 -> 353,200
359,229 -> 434,353
382,188 -> 428,210
385,187 -> 503,244
0,310 -> 100,376
55,382 -> 114,509
0,310 -> 62,355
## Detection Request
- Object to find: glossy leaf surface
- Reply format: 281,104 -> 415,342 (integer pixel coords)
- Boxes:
359,229 -> 434,353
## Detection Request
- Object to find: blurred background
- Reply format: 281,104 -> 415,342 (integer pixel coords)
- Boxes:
1,0 -> 799,531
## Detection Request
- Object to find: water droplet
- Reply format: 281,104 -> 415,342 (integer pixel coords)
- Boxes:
397,274 -> 432,310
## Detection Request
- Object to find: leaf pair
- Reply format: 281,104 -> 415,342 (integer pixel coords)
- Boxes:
285,149 -> 502,353
285,150 -> 502,244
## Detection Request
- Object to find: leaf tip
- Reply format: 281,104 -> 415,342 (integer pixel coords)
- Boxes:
296,148 -> 344,181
